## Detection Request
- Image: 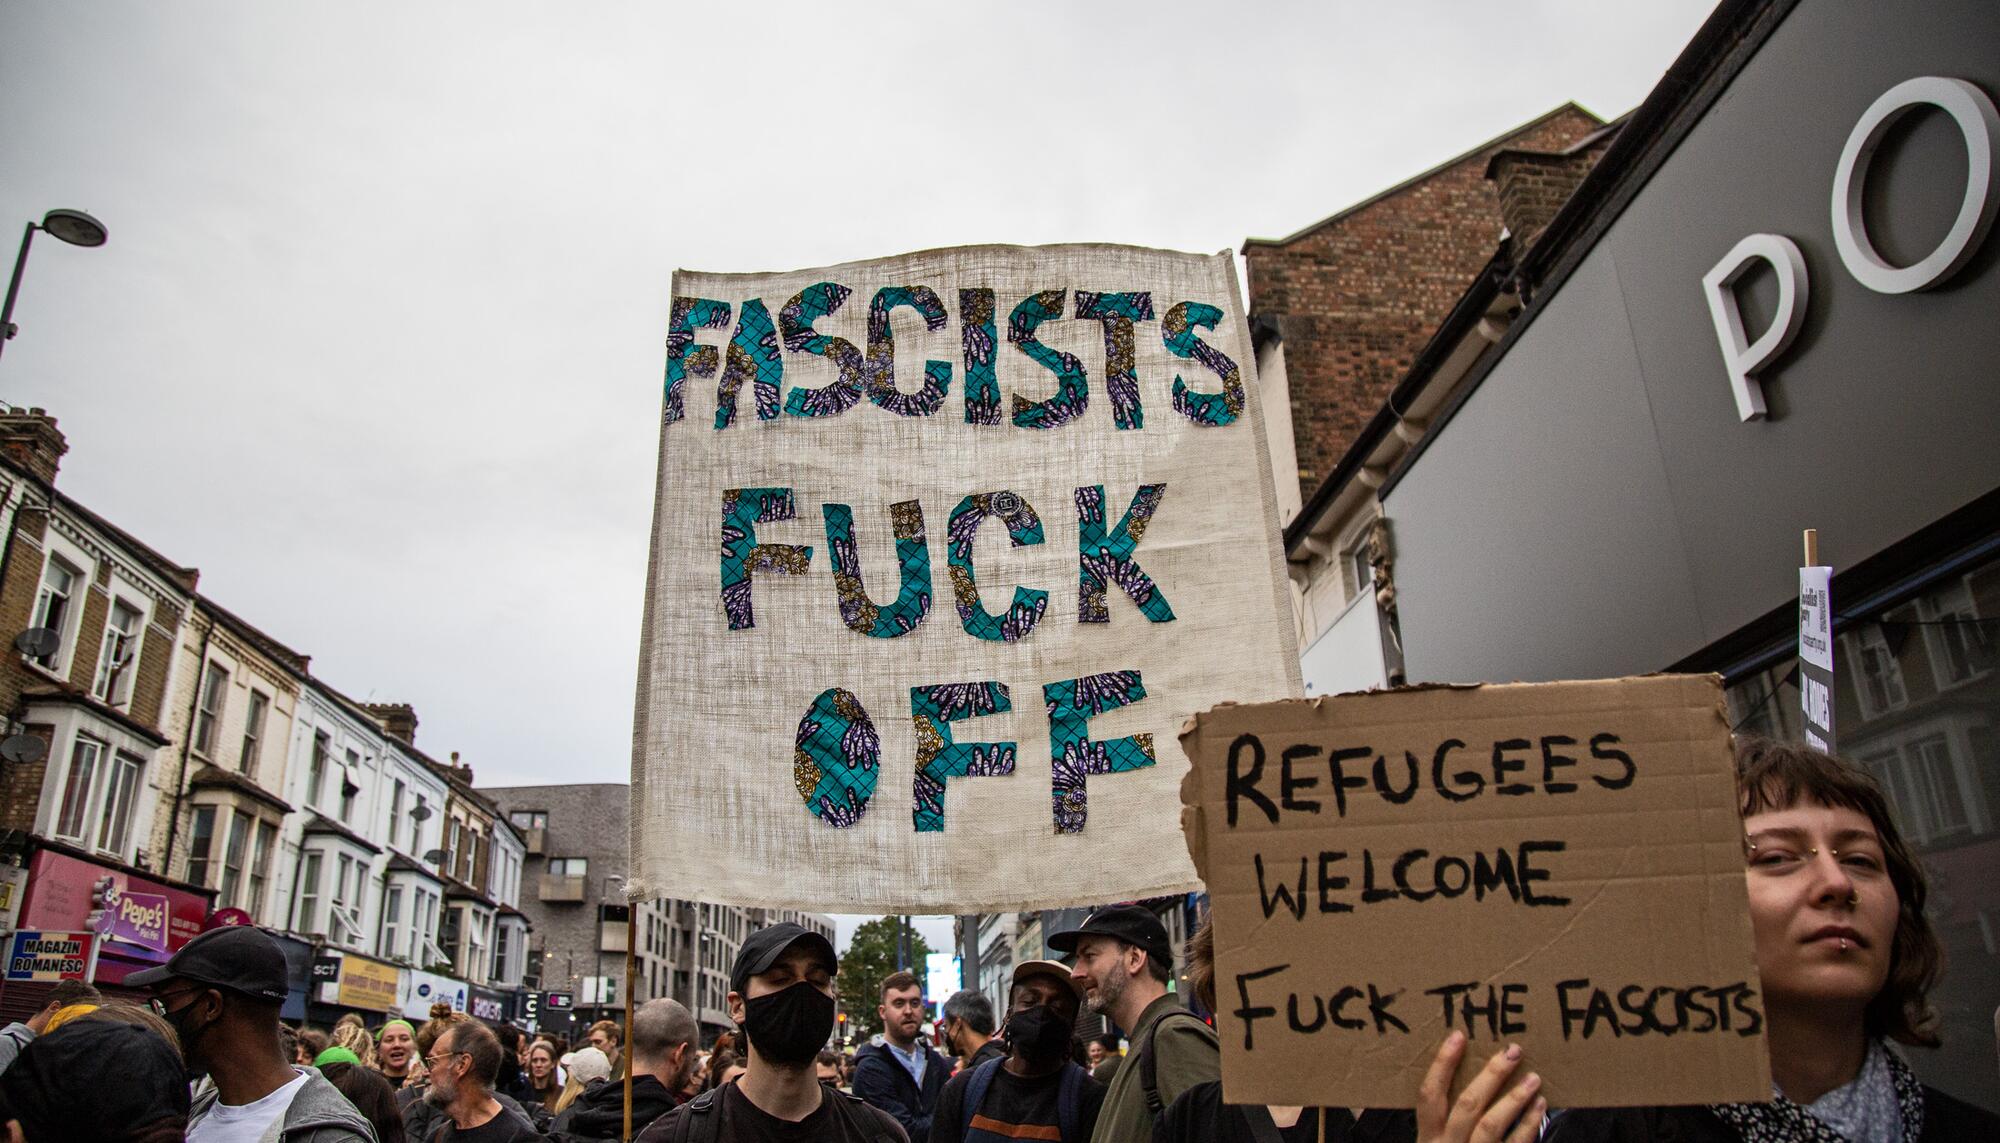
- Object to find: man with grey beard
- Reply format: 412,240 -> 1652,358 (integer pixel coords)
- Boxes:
425,1020 -> 540,1142
1053,906 -> 1217,1143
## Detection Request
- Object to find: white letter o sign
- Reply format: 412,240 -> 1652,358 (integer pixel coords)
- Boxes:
1832,76 -> 2000,294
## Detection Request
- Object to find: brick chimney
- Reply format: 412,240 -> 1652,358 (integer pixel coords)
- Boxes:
449,750 -> 474,786
362,702 -> 419,744
1485,147 -> 1598,253
0,407 -> 67,486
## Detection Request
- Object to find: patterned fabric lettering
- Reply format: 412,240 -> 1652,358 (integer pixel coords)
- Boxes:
1163,301 -> 1244,427
719,487 -> 814,631
824,500 -> 933,639
911,682 -> 1016,832
665,297 -> 730,425
1045,671 -> 1155,833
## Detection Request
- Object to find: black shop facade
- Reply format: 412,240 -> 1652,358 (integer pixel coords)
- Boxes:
1340,0 -> 2000,1112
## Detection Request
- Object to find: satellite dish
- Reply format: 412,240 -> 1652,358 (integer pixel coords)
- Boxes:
0,735 -> 46,765
412,801 -> 433,822
423,849 -> 447,865
12,629 -> 59,659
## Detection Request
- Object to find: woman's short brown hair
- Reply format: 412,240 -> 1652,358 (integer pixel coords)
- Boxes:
1735,735 -> 1943,1047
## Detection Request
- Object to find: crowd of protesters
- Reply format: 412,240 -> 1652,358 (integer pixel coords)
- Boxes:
0,738 -> 1992,1141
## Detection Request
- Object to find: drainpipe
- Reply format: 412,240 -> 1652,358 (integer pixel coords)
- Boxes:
161,614 -> 212,877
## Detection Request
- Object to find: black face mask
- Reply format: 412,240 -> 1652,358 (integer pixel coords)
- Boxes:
1004,1005 -> 1072,1067
743,981 -> 836,1067
160,995 -> 215,1075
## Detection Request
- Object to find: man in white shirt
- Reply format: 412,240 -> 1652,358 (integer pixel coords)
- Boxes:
131,926 -> 376,1143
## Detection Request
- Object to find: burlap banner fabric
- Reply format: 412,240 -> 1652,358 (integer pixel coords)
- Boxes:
629,244 -> 1301,912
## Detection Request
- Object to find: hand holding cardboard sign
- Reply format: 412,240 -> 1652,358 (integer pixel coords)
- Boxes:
1415,1032 -> 1544,1143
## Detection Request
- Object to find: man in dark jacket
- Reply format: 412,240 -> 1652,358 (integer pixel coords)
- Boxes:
551,998 -> 698,1140
853,971 -> 949,1143
936,990 -> 1002,1072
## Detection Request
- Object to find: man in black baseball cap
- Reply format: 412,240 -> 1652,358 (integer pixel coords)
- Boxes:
1049,906 -> 1217,1143
640,922 -> 906,1142
131,926 -> 373,1143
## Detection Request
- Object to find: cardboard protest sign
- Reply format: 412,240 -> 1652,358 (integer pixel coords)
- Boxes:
1799,566 -> 1834,751
1180,674 -> 1770,1108
630,245 -> 1300,912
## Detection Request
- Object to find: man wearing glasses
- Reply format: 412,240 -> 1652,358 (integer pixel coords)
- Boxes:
423,1019 -> 540,1141
129,926 -> 375,1143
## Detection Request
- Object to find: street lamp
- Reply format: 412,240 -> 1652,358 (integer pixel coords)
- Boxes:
2,210 -> 109,364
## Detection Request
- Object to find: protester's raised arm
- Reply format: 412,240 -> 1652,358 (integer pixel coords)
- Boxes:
1415,1031 -> 1545,1143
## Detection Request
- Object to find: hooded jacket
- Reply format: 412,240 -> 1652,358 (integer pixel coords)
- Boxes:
549,1073 -> 681,1140
853,1037 -> 950,1143
190,1065 -> 378,1143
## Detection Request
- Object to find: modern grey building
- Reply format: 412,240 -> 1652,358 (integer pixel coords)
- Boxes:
1274,0 -> 1998,1110
481,782 -> 832,1042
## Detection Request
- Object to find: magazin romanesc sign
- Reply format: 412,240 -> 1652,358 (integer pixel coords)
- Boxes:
5,930 -> 99,982
630,245 -> 1301,912
1180,674 -> 1769,1109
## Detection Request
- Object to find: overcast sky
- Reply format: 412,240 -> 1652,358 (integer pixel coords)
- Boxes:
2,4 -> 1713,945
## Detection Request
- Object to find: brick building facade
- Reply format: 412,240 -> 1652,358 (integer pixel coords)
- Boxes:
1245,104 -> 1603,506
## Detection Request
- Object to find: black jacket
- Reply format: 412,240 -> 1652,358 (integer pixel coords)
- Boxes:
1544,1085 -> 2000,1143
853,1039 -> 951,1143
550,1074 -> 682,1141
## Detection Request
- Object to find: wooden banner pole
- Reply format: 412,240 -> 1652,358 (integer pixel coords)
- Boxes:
623,904 -> 637,1140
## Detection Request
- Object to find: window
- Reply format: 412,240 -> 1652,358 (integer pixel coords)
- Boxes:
239,690 -> 269,773
218,811 -> 251,909
192,664 -> 229,757
1909,734 -> 1971,840
381,884 -> 404,958
95,752 -> 142,856
186,806 -> 218,886
297,851 -> 323,931
1851,628 -> 1908,716
92,599 -> 143,706
492,922 -> 512,982
413,889 -> 440,963
388,780 -> 406,850
547,857 -> 588,878
308,733 -> 329,807
447,819 -> 464,876
29,557 -> 79,669
54,736 -> 103,842
1920,581 -> 1990,687
339,749 -> 360,823
441,906 -> 463,966
248,820 -> 276,916
467,911 -> 490,979
330,853 -> 362,946
509,810 -> 547,830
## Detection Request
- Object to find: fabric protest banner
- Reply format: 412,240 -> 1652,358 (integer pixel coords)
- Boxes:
1179,674 -> 1769,1109
630,245 -> 1300,912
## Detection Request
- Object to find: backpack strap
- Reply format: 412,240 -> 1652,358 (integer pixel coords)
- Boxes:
826,1085 -> 906,1143
1056,1062 -> 1087,1143
1138,1010 -> 1210,1116
673,1086 -> 723,1143
960,1055 -> 1006,1136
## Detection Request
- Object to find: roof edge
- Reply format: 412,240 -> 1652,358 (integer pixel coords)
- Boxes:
1243,101 -> 1604,252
